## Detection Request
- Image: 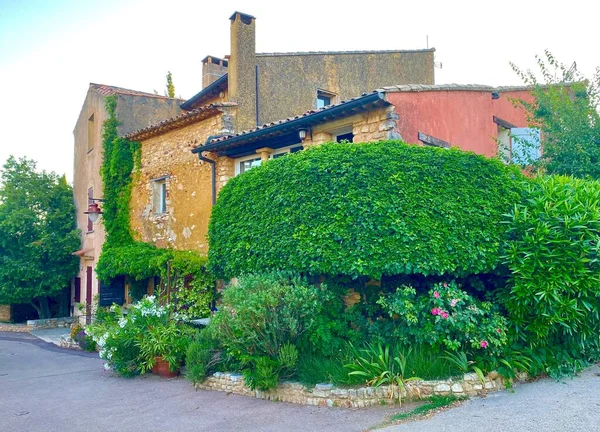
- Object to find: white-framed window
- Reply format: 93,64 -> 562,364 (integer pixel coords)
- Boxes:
234,145 -> 304,176
152,177 -> 167,214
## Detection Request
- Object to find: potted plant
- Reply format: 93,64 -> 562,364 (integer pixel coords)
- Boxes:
138,321 -> 191,378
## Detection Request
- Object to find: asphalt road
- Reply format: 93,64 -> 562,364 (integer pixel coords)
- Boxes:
3,332 -> 600,432
0,332 -> 397,432
381,365 -> 600,432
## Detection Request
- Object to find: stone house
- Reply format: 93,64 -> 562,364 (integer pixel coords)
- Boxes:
72,83 -> 181,318
122,10 -> 436,255
125,83 -> 535,256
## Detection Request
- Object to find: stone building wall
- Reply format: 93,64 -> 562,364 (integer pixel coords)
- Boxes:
0,305 -> 11,322
255,50 -> 435,126
197,371 -> 521,408
130,115 -> 226,253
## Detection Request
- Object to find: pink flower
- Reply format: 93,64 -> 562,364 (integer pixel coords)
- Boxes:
443,283 -> 448,288
433,291 -> 440,299
480,340 -> 489,348
440,311 -> 449,319
431,308 -> 441,316
496,329 -> 502,334
450,299 -> 458,307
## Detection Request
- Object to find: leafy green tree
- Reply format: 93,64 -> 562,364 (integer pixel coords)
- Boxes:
512,51 -> 600,179
165,71 -> 175,98
0,156 -> 80,318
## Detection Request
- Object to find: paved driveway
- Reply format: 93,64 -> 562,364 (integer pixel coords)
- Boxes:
381,365 -> 600,432
0,333 -> 396,432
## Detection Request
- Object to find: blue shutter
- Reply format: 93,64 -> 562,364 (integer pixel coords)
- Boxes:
511,128 -> 540,164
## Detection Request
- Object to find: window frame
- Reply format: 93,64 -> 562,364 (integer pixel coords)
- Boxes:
317,89 -> 336,109
151,176 -> 168,215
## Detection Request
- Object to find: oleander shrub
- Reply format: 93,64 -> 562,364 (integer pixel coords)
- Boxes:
208,140 -> 527,279
377,281 -> 508,356
502,175 -> 600,350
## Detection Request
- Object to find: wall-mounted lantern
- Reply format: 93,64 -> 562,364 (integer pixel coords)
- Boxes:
298,128 -> 309,141
84,198 -> 105,223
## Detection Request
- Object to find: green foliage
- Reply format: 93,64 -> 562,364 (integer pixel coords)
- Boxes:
165,71 -> 175,98
96,97 -> 213,313
0,156 -> 79,318
138,320 -> 194,373
512,51 -> 600,179
87,296 -> 194,377
243,357 -> 280,391
345,343 -> 421,404
442,351 -> 485,385
99,95 -> 140,248
211,273 -> 334,363
502,175 -> 600,350
296,351 -> 364,387
185,332 -> 222,383
170,251 -> 215,318
208,141 -> 526,279
378,281 -> 508,355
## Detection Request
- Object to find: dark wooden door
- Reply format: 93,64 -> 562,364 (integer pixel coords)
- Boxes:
86,266 -> 93,323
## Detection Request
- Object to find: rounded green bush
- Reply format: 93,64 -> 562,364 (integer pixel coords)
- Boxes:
208,141 -> 526,279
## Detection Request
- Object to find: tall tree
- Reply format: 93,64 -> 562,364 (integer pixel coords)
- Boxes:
512,51 -> 600,179
165,71 -> 175,98
0,157 -> 80,318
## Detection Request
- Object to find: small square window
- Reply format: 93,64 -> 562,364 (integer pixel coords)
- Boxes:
317,90 -> 336,109
152,178 -> 167,214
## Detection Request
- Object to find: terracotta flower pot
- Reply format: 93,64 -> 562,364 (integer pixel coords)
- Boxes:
151,356 -> 179,378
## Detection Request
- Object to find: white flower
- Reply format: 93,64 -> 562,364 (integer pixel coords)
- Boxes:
104,363 -> 112,371
118,317 -> 127,328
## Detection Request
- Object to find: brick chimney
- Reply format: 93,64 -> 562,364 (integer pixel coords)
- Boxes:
228,11 -> 256,130
201,55 -> 228,88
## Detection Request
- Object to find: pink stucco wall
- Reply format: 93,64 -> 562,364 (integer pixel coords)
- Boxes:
386,90 -> 534,157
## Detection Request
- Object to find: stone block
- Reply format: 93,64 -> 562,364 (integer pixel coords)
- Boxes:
451,383 -> 464,393
315,383 -> 333,391
433,383 -> 451,393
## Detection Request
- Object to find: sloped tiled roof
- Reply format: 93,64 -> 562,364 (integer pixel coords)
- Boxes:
126,102 -> 237,141
377,83 -> 536,93
90,83 -> 178,99
180,74 -> 228,111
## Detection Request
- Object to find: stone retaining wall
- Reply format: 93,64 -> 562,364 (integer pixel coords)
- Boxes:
26,317 -> 73,329
0,323 -> 29,333
196,371 -> 522,408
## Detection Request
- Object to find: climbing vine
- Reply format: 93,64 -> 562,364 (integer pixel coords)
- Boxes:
95,96 -> 213,316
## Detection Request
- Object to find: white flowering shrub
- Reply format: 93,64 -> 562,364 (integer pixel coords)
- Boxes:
87,296 -> 192,377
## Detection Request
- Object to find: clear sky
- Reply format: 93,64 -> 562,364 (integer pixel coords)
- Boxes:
1,0 -> 598,182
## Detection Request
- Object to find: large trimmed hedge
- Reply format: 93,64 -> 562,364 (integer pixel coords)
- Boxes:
208,141 -> 527,279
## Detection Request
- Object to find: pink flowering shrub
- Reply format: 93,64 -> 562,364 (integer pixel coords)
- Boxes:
377,281 -> 507,355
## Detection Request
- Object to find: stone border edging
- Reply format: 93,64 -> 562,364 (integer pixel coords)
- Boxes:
196,371 -> 525,408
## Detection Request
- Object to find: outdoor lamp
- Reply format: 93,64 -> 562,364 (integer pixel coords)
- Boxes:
298,128 -> 309,141
84,201 -> 103,223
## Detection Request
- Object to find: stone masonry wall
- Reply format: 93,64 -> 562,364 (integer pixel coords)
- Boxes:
131,114 -> 226,253
197,371 -> 522,408
0,305 -> 11,322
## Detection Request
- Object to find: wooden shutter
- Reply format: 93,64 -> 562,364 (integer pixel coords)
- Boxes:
87,187 -> 93,232
74,277 -> 81,302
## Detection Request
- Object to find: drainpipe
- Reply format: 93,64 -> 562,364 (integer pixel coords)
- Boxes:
197,153 -> 216,205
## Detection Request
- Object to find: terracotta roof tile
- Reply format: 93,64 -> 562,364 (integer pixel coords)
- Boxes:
90,83 -> 180,100
126,102 -> 237,141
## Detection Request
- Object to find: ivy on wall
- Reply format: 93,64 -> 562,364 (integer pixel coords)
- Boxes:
94,96 -> 213,314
